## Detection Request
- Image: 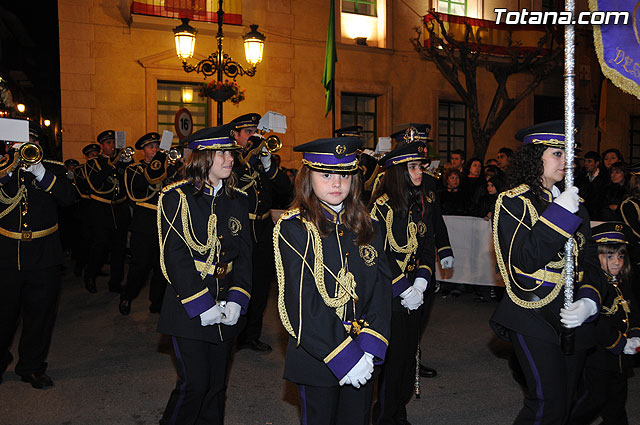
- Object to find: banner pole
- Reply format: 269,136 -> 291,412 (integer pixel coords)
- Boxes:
562,0 -> 576,355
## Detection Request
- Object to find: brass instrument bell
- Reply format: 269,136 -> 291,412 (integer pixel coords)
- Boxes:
167,147 -> 182,163
120,146 -> 136,160
18,143 -> 44,166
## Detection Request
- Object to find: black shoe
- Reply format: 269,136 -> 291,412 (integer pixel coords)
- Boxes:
238,339 -> 272,353
108,281 -> 122,294
84,274 -> 97,294
21,372 -> 54,389
419,364 -> 437,378
119,299 -> 131,316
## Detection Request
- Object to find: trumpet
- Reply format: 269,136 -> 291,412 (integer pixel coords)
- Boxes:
118,146 -> 136,161
18,143 -> 44,166
261,134 -> 282,156
164,147 -> 182,163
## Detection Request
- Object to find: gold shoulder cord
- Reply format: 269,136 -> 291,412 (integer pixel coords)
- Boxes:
621,198 -> 640,240
0,185 -> 27,220
274,212 -> 358,345
384,207 -> 418,273
85,159 -> 116,195
493,190 -> 570,309
158,188 -> 222,285
124,165 -> 161,203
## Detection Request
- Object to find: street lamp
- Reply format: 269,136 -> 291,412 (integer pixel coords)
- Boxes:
173,0 -> 266,125
16,103 -> 25,113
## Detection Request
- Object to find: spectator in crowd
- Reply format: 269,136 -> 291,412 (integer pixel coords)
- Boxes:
449,149 -> 465,172
478,175 -> 505,220
484,164 -> 502,180
440,168 -> 467,215
601,148 -> 624,172
578,151 -> 606,220
600,161 -> 628,221
485,158 -> 498,167
461,157 -> 484,209
496,147 -> 513,172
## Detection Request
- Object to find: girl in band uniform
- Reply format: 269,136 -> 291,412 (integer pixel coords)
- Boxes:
274,137 -> 391,425
157,124 -> 252,425
490,121 -> 603,424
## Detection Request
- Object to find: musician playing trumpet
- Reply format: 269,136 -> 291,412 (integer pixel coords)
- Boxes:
83,130 -> 132,294
119,132 -> 182,315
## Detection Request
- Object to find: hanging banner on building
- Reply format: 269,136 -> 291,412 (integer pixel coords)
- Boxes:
589,0 -> 640,100
131,0 -> 242,25
423,12 -> 552,56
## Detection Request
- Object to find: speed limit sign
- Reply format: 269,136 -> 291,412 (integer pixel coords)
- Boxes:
174,108 -> 194,139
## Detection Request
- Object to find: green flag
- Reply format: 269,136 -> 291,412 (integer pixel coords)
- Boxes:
322,0 -> 337,117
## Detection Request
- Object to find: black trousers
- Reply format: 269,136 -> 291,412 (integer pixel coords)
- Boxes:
160,336 -> 234,425
121,231 -> 166,308
569,366 -> 629,425
373,307 -> 423,425
238,229 -> 274,343
87,222 -> 127,286
297,380 -> 376,425
509,330 -> 587,425
0,266 -> 60,377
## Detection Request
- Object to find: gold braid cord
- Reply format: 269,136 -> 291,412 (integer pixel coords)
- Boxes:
158,188 -> 221,285
0,185 -> 26,220
493,190 -> 571,309
274,212 -> 358,343
383,208 -> 418,273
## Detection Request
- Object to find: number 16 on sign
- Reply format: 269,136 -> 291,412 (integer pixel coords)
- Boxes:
174,107 -> 194,140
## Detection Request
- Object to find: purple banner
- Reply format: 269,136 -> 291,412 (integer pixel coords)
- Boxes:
590,0 -> 640,99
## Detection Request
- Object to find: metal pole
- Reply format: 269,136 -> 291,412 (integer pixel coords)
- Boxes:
562,0 -> 576,355
216,0 -> 225,125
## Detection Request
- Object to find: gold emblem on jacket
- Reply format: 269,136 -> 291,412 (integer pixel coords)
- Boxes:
150,160 -> 162,170
228,217 -> 242,236
359,244 -> 377,267
426,191 -> 435,203
417,221 -> 427,236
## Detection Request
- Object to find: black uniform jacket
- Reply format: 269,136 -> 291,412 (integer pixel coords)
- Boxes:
620,196 -> 640,263
490,184 -> 603,348
157,180 -> 252,344
586,271 -> 640,373
274,205 -> 392,386
125,152 -> 180,235
84,154 -> 130,229
73,162 -> 92,200
370,170 -> 453,261
234,150 -> 291,244
0,159 -> 75,270
370,193 -> 436,308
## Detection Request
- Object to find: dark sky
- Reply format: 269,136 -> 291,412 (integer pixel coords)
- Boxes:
0,0 -> 60,125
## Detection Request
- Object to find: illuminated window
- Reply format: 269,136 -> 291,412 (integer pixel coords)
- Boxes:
342,0 -> 376,17
157,82 -> 208,145
438,101 -> 466,162
341,93 -> 377,149
438,0 -> 466,16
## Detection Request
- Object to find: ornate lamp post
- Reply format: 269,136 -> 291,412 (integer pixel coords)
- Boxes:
173,0 -> 266,125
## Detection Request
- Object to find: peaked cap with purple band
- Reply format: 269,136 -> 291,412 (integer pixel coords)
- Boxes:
515,120 -> 575,148
592,222 -> 628,245
379,141 -> 428,168
294,137 -> 362,173
184,124 -> 241,151
390,123 -> 432,142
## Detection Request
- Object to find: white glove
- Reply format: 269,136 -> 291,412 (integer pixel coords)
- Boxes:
220,301 -> 241,326
400,285 -> 424,310
623,337 -> 640,355
338,352 -> 374,388
440,256 -> 454,269
413,277 -> 429,293
259,147 -> 272,171
200,304 -> 224,326
24,162 -> 46,181
560,298 -> 597,329
554,186 -> 579,213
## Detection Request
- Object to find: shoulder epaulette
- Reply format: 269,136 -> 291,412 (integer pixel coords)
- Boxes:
279,208 -> 301,221
232,187 -> 248,196
375,193 -> 389,205
162,179 -> 190,193
504,184 -> 530,198
43,159 -> 65,167
423,169 -> 439,179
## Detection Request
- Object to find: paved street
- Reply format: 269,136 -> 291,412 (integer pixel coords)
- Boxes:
1,260 -> 638,425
